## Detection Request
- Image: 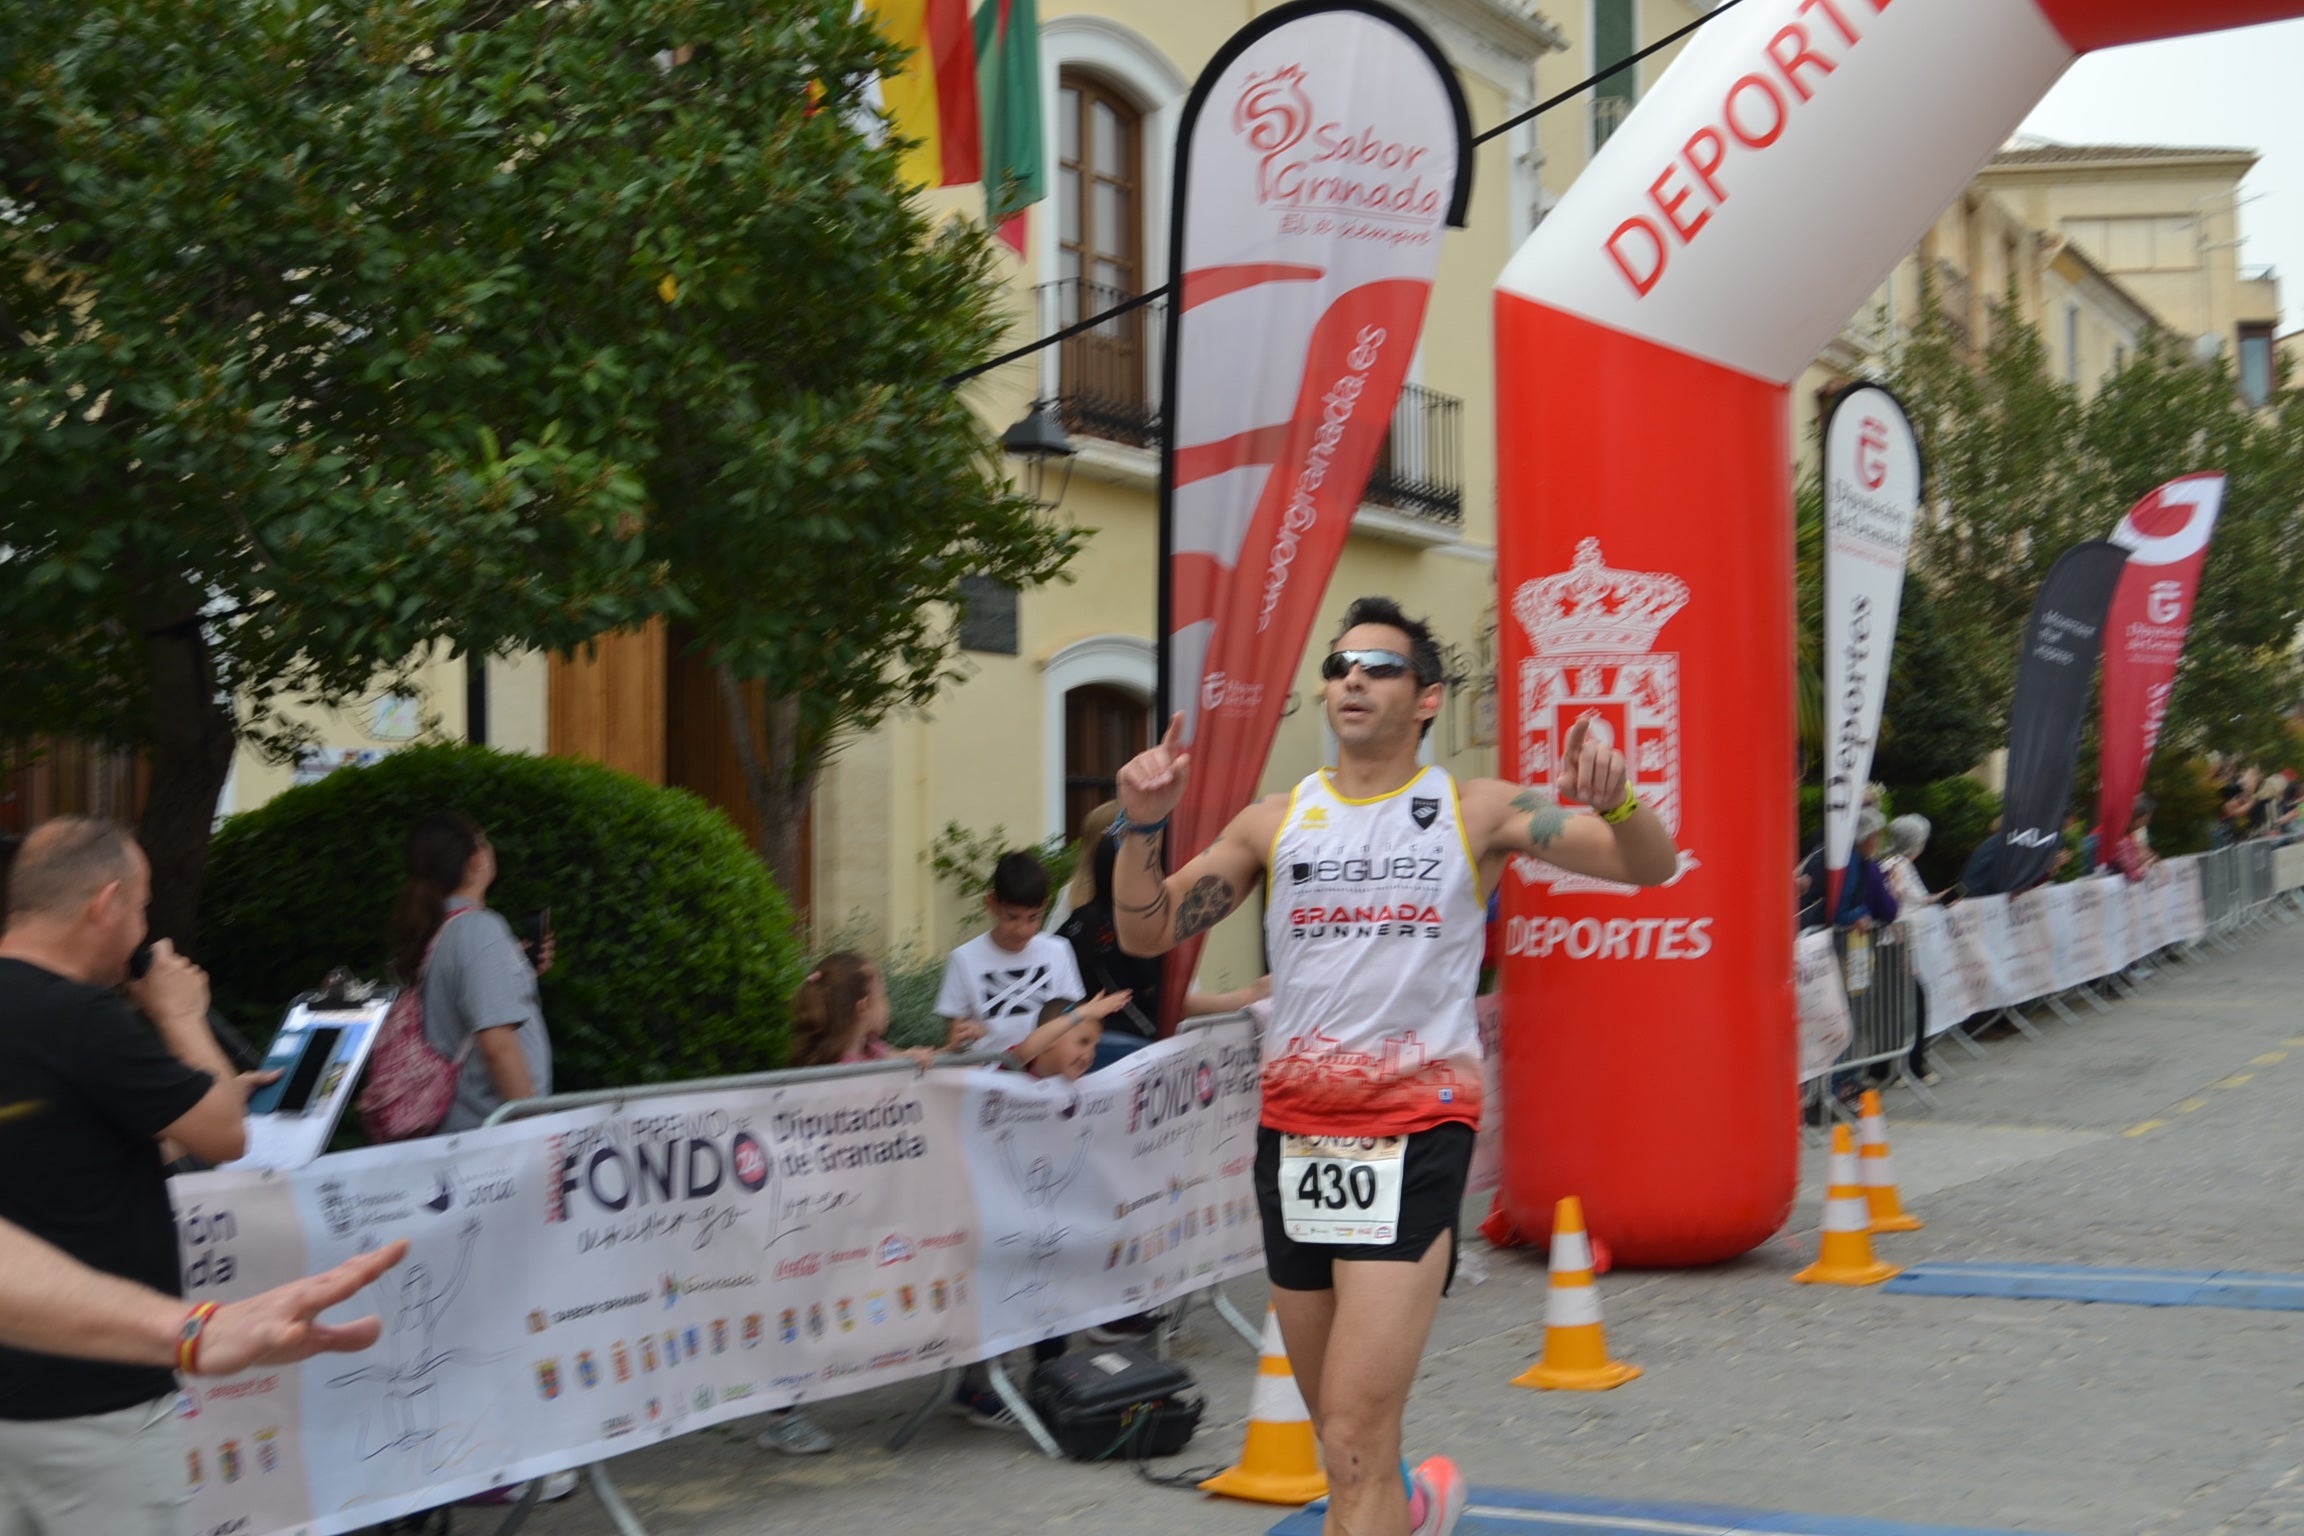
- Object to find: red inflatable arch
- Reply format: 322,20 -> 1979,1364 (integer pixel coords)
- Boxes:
1492,0 -> 2304,1266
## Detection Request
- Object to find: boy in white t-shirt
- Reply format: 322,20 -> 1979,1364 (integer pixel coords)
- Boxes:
935,852 -> 1085,1054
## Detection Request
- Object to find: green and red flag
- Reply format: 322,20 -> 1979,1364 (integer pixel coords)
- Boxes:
973,0 -> 1045,252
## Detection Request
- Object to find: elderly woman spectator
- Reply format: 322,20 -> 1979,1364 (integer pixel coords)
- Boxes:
1796,807 -> 1901,932
1874,813 -> 1941,1085
1879,815 -> 1939,910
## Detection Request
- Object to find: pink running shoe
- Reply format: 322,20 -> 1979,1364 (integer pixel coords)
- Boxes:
1410,1455 -> 1468,1536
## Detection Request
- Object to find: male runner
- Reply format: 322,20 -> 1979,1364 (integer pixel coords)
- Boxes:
1113,596 -> 1678,1536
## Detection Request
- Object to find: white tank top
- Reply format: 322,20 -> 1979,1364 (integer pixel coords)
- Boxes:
1260,765 -> 1487,1136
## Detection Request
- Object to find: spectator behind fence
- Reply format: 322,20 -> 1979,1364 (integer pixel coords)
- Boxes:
1058,802 -> 1270,1067
0,817 -> 254,1535
388,812 -> 554,1134
1880,815 -> 1939,912
1007,992 -> 1137,1081
1960,816 -> 2006,897
2216,764 -> 2262,846
1796,808 -> 1900,931
935,851 -> 1084,1053
2107,794 -> 2160,882
2277,770 -> 2302,841
1877,815 -> 1940,1085
787,952 -> 935,1069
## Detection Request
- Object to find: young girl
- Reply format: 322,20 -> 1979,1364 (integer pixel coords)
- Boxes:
787,953 -> 936,1068
758,955 -> 937,1457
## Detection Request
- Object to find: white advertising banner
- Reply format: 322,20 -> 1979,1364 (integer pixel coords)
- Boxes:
2064,878 -> 2113,988
167,1020 -> 1264,1536
1901,905 -> 1972,1032
2279,844 -> 2304,894
1817,857 -> 2217,1063
2002,887 -> 2059,1004
1952,894 -> 2012,1013
1795,931 -> 1853,1082
1819,385 -> 1920,916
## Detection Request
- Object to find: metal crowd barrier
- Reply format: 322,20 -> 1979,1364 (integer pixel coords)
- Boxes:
1851,843 -> 2296,1120
469,1013 -> 1267,1531
1808,923 -> 1930,1126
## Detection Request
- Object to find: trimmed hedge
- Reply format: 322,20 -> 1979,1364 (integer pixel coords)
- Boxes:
203,745 -> 806,1092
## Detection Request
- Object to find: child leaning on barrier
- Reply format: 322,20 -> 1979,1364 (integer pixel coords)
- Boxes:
1004,992 -> 1134,1081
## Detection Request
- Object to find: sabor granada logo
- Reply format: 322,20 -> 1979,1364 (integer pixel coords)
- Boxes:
1231,63 -> 1442,221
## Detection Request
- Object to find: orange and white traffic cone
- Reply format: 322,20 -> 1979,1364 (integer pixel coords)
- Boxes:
1199,1308 -> 1328,1505
1794,1124 -> 1903,1286
1856,1089 -> 1923,1234
1511,1196 -> 1641,1390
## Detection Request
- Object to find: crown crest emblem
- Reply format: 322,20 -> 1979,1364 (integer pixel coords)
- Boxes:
1512,537 -> 1689,656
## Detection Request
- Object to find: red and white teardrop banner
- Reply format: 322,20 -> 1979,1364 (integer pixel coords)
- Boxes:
1820,384 -> 1921,917
1155,0 -> 1471,1028
2095,473 -> 2225,861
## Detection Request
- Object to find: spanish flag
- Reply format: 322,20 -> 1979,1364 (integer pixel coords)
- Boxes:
866,0 -> 983,187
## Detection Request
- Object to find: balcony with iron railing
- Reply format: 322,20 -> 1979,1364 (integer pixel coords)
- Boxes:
1033,277 -> 1464,534
1363,383 -> 1462,527
1037,277 -> 1166,450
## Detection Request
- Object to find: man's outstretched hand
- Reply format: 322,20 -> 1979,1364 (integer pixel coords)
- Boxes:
1554,713 -> 1630,813
1115,712 -> 1192,827
198,1239 -> 409,1376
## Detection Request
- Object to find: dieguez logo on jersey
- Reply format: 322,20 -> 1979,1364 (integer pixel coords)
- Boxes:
1513,538 -> 1696,895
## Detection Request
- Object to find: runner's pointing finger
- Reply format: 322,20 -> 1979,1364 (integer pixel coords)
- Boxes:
1558,715 -> 1589,801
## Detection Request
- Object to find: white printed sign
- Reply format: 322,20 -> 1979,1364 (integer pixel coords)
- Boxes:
1795,931 -> 1853,1083
170,1020 -> 1265,1536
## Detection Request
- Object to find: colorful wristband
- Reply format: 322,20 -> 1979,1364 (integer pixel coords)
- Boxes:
178,1301 -> 220,1376
1598,786 -> 1641,825
1108,808 -> 1170,841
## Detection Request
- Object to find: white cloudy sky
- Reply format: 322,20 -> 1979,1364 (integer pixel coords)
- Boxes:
2018,18 -> 2304,334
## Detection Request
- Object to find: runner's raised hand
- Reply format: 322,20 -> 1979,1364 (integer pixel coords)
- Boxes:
1555,713 -> 1629,813
1115,712 -> 1192,825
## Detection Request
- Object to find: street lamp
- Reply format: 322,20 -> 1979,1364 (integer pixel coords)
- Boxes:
1001,399 -> 1077,512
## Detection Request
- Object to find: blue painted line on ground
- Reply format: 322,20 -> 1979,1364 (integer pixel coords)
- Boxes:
1884,1261 -> 2304,1311
1265,1488 -> 2071,1536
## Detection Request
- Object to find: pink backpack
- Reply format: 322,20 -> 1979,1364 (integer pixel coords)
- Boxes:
357,909 -> 477,1141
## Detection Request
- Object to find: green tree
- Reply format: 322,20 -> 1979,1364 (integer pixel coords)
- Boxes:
1,0 -> 1070,931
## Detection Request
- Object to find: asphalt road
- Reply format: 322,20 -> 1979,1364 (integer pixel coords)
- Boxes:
495,911 -> 2304,1536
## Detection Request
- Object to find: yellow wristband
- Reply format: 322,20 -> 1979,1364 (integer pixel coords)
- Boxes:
1598,786 -> 1640,825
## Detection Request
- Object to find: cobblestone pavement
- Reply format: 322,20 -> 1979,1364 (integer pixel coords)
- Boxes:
496,915 -> 2304,1536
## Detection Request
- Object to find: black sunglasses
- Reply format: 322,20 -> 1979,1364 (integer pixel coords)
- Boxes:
1321,648 -> 1420,683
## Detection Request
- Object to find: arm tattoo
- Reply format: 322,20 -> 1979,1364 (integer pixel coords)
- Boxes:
1513,788 -> 1570,848
1172,876 -> 1237,941
1116,830 -> 1172,921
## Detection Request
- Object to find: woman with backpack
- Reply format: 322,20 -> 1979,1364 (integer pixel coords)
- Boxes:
371,811 -> 554,1137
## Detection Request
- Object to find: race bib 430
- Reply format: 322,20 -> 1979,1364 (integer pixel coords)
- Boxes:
1279,1135 -> 1405,1244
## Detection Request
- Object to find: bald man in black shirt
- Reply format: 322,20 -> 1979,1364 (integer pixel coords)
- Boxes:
0,817 -> 250,1535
